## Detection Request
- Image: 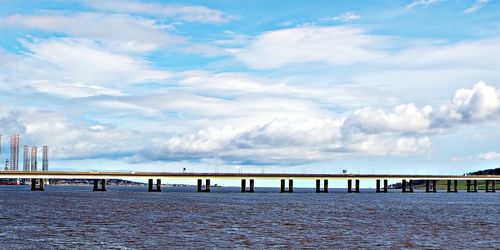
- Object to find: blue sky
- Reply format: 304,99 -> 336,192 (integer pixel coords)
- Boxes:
0,0 -> 500,175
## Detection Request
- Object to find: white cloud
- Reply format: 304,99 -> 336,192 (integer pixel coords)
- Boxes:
436,81 -> 500,124
323,12 -> 361,22
0,38 -> 172,96
234,26 -> 500,71
156,81 -> 499,164
478,151 -> 500,160
30,81 -> 124,98
0,106 -> 159,160
83,0 -> 233,24
162,117 -> 433,163
463,0 -> 490,14
234,26 -> 386,69
406,0 -> 442,9
0,13 -> 182,52
342,104 -> 433,135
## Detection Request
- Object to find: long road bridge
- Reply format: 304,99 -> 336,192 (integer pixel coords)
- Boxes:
1,171 -> 498,193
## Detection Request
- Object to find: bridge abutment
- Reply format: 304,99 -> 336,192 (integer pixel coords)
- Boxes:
241,179 -> 255,193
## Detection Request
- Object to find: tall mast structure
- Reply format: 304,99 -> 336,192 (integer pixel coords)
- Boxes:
10,134 -> 19,171
42,146 -> 48,171
31,146 -> 37,171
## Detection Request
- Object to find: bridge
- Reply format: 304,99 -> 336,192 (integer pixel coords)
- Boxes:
1,171 -> 498,193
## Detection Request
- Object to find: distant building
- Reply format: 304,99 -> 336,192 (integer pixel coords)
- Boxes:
31,146 -> 37,171
42,146 -> 48,171
10,135 -> 19,171
23,145 -> 31,171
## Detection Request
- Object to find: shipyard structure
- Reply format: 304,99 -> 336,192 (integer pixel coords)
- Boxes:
0,134 -> 49,185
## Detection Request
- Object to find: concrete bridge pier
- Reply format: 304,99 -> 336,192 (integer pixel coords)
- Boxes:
93,179 -> 106,191
485,180 -> 496,192
402,179 -> 414,193
447,180 -> 458,192
315,179 -> 328,193
430,180 -> 437,192
425,180 -> 437,192
347,179 -> 360,193
31,178 -> 44,191
241,179 -> 255,193
466,180 -> 478,192
197,179 -> 211,192
376,179 -> 388,193
148,179 -> 161,192
280,179 -> 293,193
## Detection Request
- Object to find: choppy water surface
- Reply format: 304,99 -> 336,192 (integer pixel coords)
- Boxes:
0,186 -> 499,249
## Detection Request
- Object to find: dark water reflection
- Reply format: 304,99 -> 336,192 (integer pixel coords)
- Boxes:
0,186 -> 499,249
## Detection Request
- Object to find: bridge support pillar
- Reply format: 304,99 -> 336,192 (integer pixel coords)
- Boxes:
31,178 -> 44,191
402,179 -> 414,193
485,180 -> 495,192
197,179 -> 211,192
384,179 -> 388,192
376,179 -> 388,193
241,179 -> 255,193
492,180 -> 496,192
93,179 -> 106,191
467,180 -> 477,192
280,179 -> 293,193
148,179 -> 161,192
315,179 -> 328,193
426,180 -> 437,192
447,180 -> 458,192
348,179 -> 359,193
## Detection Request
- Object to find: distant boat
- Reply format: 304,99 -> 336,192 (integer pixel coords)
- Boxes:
0,179 -> 20,185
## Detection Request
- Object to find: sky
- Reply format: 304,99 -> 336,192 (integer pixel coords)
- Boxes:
0,0 -> 500,175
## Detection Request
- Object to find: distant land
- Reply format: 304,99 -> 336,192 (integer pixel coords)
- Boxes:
389,168 -> 499,190
49,179 -> 194,187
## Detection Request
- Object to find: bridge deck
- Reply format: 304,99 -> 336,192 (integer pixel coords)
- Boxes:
0,171 -> 499,180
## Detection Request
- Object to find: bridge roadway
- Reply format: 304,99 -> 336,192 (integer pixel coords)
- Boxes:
1,171 -> 498,193
0,171 -> 499,180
